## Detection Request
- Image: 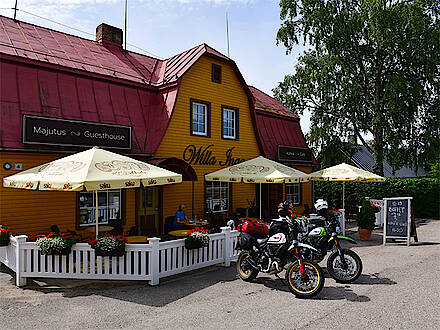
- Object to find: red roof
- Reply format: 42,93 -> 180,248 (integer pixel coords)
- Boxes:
0,15 -> 257,155
248,86 -> 298,119
248,86 -> 310,161
0,15 -> 230,87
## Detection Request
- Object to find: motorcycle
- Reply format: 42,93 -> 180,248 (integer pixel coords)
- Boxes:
298,213 -> 363,283
236,216 -> 325,298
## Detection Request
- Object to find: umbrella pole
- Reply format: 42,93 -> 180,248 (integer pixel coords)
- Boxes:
259,183 -> 262,219
95,190 -> 98,237
342,181 -> 345,211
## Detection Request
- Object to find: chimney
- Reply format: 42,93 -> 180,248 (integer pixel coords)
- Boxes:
96,23 -> 123,45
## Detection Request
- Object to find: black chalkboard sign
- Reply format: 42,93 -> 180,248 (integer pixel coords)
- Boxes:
383,197 -> 412,246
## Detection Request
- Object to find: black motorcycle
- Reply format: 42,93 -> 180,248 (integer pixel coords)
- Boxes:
236,216 -> 325,298
298,214 -> 363,283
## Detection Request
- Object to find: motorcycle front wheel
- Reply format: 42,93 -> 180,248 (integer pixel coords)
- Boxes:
285,260 -> 324,298
327,248 -> 362,283
237,251 -> 259,282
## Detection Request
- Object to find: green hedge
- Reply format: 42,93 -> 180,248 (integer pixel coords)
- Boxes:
314,178 -> 439,219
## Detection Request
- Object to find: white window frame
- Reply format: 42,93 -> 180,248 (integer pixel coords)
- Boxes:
79,189 -> 121,227
222,108 -> 236,139
285,183 -> 301,205
192,102 -> 208,136
206,182 -> 229,213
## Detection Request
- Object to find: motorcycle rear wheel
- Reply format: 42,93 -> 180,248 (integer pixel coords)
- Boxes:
237,251 -> 259,282
285,260 -> 324,298
327,248 -> 362,283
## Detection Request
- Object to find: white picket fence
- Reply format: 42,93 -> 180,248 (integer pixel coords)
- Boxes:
0,227 -> 240,287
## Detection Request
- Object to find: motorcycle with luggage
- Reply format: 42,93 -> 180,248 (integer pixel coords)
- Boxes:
236,202 -> 325,298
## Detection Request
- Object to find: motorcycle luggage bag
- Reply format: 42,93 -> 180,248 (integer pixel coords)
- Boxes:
269,220 -> 289,236
237,219 -> 269,236
236,232 -> 256,250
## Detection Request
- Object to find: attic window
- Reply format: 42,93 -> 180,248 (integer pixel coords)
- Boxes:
212,64 -> 222,83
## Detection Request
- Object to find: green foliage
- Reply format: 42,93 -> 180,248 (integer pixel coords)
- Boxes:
357,199 -> 376,230
429,161 -> 440,179
275,0 -> 440,175
314,178 -> 440,219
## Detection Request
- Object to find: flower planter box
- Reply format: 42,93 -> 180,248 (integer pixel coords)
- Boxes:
93,247 -> 125,257
39,246 -> 72,256
0,239 -> 9,247
184,240 -> 207,250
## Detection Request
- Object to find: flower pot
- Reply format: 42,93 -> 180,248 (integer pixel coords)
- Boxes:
94,247 -> 125,257
358,228 -> 372,241
185,239 -> 206,250
0,239 -> 10,247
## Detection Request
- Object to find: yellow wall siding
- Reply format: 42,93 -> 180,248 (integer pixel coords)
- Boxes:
0,151 -> 136,239
292,165 -> 314,213
155,55 -> 261,220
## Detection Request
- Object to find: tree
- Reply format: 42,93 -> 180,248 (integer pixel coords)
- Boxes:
274,0 -> 439,175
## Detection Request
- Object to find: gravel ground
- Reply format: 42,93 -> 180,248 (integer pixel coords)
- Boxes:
1,220 -> 439,330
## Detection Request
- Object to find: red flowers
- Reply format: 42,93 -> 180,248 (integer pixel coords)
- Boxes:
186,227 -> 209,236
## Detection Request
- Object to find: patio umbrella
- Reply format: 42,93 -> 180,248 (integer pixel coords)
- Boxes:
304,163 -> 386,210
3,146 -> 182,236
205,156 -> 308,218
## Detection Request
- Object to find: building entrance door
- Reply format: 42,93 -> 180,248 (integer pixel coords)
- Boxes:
136,187 -> 160,236
261,183 -> 284,220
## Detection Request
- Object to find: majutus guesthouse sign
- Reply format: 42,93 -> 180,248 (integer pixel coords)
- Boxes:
22,115 -> 132,149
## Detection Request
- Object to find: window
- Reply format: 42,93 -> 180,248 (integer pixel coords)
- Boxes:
206,182 -> 230,213
285,183 -> 301,205
79,189 -> 121,226
212,64 -> 221,83
222,106 -> 239,140
191,99 -> 210,137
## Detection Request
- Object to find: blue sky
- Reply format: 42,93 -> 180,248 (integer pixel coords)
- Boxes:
0,0 -> 311,131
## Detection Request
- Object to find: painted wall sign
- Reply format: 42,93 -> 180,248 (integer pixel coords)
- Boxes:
277,145 -> 312,163
182,144 -> 245,166
22,115 -> 132,149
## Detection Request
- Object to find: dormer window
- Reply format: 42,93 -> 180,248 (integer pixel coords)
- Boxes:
212,64 -> 222,83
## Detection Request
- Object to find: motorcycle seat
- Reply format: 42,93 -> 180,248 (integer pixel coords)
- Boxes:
257,238 -> 268,245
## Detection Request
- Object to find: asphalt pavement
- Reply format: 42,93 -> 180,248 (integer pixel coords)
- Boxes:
1,220 -> 439,330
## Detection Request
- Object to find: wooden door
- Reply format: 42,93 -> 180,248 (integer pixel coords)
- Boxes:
136,187 -> 159,236
261,183 -> 284,219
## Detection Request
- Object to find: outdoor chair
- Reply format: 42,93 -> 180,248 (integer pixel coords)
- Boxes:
302,204 -> 311,217
164,216 -> 175,234
50,225 -> 61,235
126,226 -> 139,236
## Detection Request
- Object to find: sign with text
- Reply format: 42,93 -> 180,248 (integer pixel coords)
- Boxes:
383,197 -> 412,246
182,144 -> 245,166
278,145 -> 312,163
22,115 -> 132,149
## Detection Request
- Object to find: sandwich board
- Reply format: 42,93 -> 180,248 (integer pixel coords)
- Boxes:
383,197 -> 413,246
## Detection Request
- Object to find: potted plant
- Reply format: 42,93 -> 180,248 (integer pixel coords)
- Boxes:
185,227 -> 210,250
0,227 -> 12,247
371,202 -> 381,213
88,235 -> 127,256
36,232 -> 80,255
357,199 -> 376,240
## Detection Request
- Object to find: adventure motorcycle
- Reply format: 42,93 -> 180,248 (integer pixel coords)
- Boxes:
236,216 -> 325,298
298,214 -> 363,283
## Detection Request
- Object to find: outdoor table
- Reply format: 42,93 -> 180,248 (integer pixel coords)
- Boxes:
184,220 -> 209,227
126,236 -> 148,243
83,226 -> 114,233
168,230 -> 189,237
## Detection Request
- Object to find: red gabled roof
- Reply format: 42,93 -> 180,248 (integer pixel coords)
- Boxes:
0,15 -> 233,88
248,86 -> 298,119
0,15 -> 261,156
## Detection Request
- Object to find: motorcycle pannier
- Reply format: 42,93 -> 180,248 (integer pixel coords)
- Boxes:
236,232 -> 256,250
237,219 -> 269,236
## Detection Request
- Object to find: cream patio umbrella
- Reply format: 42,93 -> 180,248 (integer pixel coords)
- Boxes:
304,162 -> 386,210
205,156 -> 308,219
3,147 -> 182,236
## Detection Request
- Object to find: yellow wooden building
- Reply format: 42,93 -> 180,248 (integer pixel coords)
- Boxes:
0,18 -> 314,239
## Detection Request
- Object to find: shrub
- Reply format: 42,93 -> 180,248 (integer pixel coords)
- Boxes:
185,227 -> 210,249
314,178 -> 439,219
357,199 -> 376,230
36,232 -> 80,255
0,227 -> 12,246
88,235 -> 127,256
